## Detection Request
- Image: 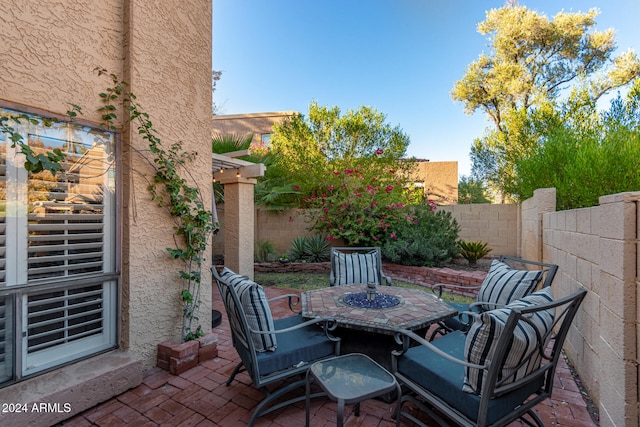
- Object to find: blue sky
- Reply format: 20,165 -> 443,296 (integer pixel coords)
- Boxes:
212,0 -> 640,177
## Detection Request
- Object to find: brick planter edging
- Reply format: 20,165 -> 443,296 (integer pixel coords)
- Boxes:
381,263 -> 487,298
254,262 -> 487,299
157,332 -> 218,375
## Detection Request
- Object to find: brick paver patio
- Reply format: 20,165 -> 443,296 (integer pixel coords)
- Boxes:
62,286 -> 597,426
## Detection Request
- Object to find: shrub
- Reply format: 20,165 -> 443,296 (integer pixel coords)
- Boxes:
303,234 -> 331,262
302,167 -> 423,247
287,236 -> 308,261
457,240 -> 492,264
382,206 -> 460,267
255,240 -> 276,263
287,234 -> 331,262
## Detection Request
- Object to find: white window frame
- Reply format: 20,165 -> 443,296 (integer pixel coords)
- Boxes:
0,107 -> 119,383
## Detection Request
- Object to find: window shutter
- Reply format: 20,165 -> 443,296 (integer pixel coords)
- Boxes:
27,135 -> 109,282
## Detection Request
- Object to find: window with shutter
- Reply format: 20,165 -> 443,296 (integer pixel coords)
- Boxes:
1,108 -> 118,383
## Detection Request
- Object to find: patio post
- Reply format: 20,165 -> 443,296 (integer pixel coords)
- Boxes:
216,175 -> 258,279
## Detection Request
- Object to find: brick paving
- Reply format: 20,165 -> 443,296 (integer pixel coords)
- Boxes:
63,287 -> 597,427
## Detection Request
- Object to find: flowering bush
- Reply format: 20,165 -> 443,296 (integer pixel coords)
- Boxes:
382,206 -> 460,267
302,167 -> 423,246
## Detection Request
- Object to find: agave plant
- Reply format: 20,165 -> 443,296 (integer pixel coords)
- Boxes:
457,240 -> 492,265
302,234 -> 331,262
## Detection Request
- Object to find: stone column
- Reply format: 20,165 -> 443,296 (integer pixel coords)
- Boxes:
217,176 -> 257,279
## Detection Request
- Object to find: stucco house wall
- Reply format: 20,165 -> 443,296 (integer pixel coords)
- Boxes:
0,0 -> 213,422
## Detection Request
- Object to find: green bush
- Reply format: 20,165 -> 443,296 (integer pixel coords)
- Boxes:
255,240 -> 276,263
303,234 -> 331,262
514,90 -> 640,210
382,206 -> 460,267
287,234 -> 331,262
457,240 -> 492,264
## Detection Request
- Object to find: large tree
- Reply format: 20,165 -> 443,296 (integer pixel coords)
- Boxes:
452,4 -> 640,196
269,101 -> 414,201
269,101 -> 424,245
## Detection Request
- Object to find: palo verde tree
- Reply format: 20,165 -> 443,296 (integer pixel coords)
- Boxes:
452,3 -> 640,197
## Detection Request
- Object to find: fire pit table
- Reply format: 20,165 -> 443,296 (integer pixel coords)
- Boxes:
301,284 -> 457,370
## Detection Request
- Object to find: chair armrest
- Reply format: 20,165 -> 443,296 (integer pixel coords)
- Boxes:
268,293 -> 301,313
392,328 -> 486,370
382,273 -> 392,286
431,283 -> 481,299
249,317 -> 337,335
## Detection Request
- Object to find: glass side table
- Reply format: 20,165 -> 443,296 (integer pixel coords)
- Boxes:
305,353 -> 401,427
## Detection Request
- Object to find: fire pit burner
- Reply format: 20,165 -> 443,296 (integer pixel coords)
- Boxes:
343,292 -> 400,309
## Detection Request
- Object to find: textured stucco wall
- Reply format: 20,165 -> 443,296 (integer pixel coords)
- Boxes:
1,0 -> 213,370
123,1 -> 213,367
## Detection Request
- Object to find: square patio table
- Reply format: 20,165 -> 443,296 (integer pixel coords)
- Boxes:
305,353 -> 401,427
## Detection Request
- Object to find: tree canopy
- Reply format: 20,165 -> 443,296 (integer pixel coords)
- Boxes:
269,101 -> 414,202
452,4 -> 640,196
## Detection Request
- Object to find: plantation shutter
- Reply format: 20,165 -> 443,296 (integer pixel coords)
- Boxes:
27,133 -> 109,282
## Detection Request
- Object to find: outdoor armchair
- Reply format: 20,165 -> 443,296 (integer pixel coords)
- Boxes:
429,255 -> 558,339
212,266 -> 341,427
391,287 -> 587,427
329,246 -> 392,287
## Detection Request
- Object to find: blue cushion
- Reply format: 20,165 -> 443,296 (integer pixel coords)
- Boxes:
219,267 -> 277,352
397,331 -> 543,424
476,260 -> 544,310
463,287 -> 555,393
256,315 -> 336,375
333,251 -> 379,286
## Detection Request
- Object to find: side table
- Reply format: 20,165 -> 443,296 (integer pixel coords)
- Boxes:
305,353 -> 401,427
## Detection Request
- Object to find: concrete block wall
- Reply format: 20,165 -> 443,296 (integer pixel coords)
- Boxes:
521,188 -> 556,262
440,203 -> 519,256
211,204 -> 519,259
255,208 -> 315,254
543,191 -> 640,427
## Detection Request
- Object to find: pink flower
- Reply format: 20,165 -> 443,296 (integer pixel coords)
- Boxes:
293,185 -> 300,190
333,170 -> 340,175
288,216 -> 293,222
389,169 -> 396,174
375,148 -> 384,155
385,185 -> 394,193
328,185 -> 335,191
323,208 -> 329,214
390,233 -> 397,239
373,237 -> 380,241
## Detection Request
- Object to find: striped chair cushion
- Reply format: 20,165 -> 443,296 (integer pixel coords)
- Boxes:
219,267 -> 277,352
476,260 -> 544,310
333,251 -> 380,286
463,287 -> 555,394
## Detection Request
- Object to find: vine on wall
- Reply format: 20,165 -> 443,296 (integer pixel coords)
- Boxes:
1,68 -> 216,342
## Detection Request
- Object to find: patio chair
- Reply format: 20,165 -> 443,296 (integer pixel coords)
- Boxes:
429,255 -> 558,339
212,266 -> 341,427
330,247 -> 392,287
391,287 -> 587,427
